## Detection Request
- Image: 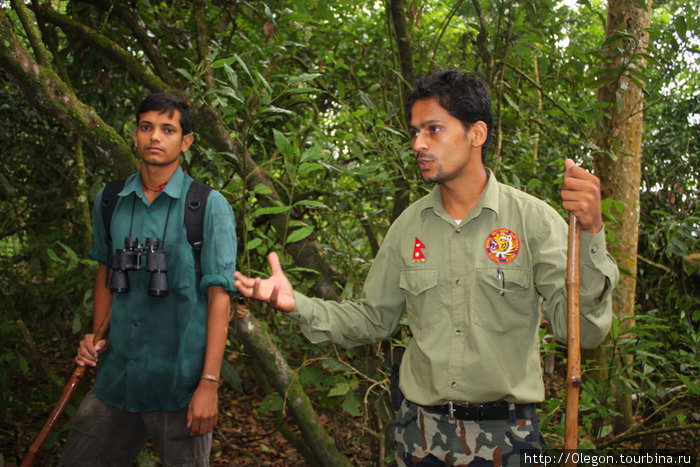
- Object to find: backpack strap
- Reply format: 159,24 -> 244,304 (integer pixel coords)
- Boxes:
184,180 -> 213,291
101,179 -> 126,251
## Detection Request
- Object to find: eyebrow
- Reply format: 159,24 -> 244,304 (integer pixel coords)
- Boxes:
138,120 -> 178,128
409,119 -> 446,130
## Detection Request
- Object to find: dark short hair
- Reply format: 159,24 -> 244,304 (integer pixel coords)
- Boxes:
407,70 -> 492,163
136,92 -> 193,135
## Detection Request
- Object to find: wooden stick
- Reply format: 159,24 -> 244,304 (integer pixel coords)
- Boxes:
564,212 -> 581,464
21,312 -> 110,466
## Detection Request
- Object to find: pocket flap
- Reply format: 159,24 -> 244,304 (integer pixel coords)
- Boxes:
399,268 -> 438,296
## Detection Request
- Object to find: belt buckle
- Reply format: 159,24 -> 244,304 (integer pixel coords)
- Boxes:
447,401 -> 455,418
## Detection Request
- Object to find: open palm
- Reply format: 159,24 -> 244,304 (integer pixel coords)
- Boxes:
233,252 -> 296,312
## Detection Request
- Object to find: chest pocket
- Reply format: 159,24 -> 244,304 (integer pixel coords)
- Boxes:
400,267 -> 439,330
472,267 -> 534,332
163,240 -> 195,292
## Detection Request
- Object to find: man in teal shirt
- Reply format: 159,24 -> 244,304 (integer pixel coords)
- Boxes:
60,93 -> 237,466
235,70 -> 618,465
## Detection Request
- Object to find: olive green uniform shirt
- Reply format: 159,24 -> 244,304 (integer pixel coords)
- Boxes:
290,172 -> 618,406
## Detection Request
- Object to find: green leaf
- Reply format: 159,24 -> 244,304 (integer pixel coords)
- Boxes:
293,200 -> 329,209
299,366 -> 326,388
46,248 -> 61,263
262,106 -> 294,116
297,162 -> 324,176
252,205 -> 291,216
244,238 -> 263,251
273,129 -> 295,158
328,380 -> 350,397
322,359 -> 351,372
221,359 -> 244,393
253,183 -> 273,195
609,316 -> 621,340
210,57 -> 237,69
676,373 -> 700,396
258,392 -> 284,414
341,390 -> 362,417
232,53 -> 253,81
288,73 -> 321,84
286,226 -> 313,244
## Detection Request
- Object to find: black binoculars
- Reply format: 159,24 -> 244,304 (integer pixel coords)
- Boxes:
110,237 -> 169,296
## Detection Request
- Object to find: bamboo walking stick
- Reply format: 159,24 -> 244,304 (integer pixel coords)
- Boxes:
21,312 -> 110,466
565,212 -> 581,464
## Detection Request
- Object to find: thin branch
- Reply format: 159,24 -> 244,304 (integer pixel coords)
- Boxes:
598,423 -> 699,449
193,0 -> 217,90
30,2 -> 168,92
10,0 -> 52,67
81,0 -> 178,85
427,0 -> 466,73
506,62 -> 590,138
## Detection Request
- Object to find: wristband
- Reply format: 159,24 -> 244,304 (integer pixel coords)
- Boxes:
201,374 -> 221,384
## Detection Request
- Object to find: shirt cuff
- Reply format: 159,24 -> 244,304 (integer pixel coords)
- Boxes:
200,274 -> 237,295
89,247 -> 109,266
580,227 -> 610,269
287,292 -> 315,324
580,226 -> 619,298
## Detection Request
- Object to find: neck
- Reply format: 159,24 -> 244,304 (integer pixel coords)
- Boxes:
140,163 -> 178,187
140,163 -> 178,202
439,166 -> 489,220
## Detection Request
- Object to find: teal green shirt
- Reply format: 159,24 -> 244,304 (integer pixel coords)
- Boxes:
290,171 -> 618,405
89,167 -> 237,412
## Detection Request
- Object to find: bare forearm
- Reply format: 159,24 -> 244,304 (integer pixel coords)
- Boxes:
187,286 -> 230,435
201,285 -> 231,379
93,264 -> 113,334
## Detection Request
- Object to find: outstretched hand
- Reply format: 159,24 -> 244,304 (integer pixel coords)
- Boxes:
233,252 -> 296,313
561,158 -> 603,233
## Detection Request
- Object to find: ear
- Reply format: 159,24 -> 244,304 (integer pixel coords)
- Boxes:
132,129 -> 138,147
180,133 -> 194,153
469,121 -> 488,147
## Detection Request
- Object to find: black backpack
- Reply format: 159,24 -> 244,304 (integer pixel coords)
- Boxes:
101,179 -> 213,288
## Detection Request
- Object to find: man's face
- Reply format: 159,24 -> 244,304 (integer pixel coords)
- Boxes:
132,109 -> 193,169
409,98 -> 479,184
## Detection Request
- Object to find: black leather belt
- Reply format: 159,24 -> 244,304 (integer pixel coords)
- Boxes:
420,401 -> 536,421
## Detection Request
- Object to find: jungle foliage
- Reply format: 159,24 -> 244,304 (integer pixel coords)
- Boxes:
0,0 -> 698,464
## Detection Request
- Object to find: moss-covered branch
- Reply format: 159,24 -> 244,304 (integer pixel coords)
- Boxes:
30,3 -> 168,92
80,0 -> 179,85
234,309 -> 351,467
0,9 -> 137,178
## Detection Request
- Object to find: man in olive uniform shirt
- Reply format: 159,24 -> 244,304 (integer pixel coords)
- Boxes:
234,70 -> 618,466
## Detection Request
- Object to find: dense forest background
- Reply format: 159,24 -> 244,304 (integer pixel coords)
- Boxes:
0,0 -> 697,465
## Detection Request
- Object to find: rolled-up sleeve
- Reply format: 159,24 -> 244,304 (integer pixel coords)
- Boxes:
577,227 -> 619,347
199,190 -> 238,294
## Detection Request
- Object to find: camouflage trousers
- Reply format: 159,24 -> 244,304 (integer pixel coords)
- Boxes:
394,399 -> 543,466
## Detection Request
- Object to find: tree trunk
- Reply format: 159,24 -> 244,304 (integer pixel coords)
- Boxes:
592,0 -> 651,434
386,0 -> 414,221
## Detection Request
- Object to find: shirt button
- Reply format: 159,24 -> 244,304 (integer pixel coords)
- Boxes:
455,330 -> 462,336
451,381 -> 458,388
456,279 -> 462,286
591,247 -> 599,254
456,228 -> 461,233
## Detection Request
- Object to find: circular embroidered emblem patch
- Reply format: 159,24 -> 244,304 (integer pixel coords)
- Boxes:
485,228 -> 520,263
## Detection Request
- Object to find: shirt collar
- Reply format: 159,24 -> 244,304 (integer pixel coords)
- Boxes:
120,166 -> 186,201
421,168 -> 501,222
